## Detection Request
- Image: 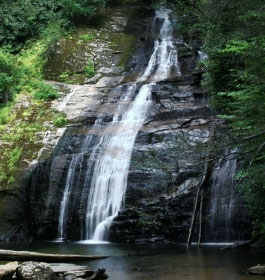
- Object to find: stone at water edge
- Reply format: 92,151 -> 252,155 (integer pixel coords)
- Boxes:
90,269 -> 108,280
247,264 -> 265,275
0,261 -> 18,280
16,261 -> 58,280
63,268 -> 108,280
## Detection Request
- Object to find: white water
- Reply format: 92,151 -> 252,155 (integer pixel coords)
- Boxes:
85,8 -> 180,242
57,8 -> 180,241
85,83 -> 153,240
58,154 -> 82,239
208,149 -> 238,241
58,85 -> 81,112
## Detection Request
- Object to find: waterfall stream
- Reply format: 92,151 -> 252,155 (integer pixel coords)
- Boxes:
58,8 -> 180,242
206,149 -> 238,242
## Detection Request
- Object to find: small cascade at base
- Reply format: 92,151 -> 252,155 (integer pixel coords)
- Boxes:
203,149 -> 249,242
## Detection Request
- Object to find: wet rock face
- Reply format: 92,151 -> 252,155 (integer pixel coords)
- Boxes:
43,6 -> 154,84
109,69 -> 212,242
109,69 -> 250,243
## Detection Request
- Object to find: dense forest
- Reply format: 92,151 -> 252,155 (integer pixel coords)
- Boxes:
0,0 -> 265,240
169,0 -> 265,238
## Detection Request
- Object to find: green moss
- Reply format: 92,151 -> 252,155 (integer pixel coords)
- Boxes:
59,72 -> 71,83
8,147 -> 22,172
80,33 -> 95,41
85,59 -> 95,78
0,103 -> 12,125
0,92 -> 65,188
34,82 -> 59,100
0,22 -> 67,189
109,33 -> 136,67
44,27 -> 98,84
53,113 -> 68,127
137,210 -> 163,229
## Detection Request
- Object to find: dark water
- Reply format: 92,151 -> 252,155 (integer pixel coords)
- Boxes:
0,242 -> 264,280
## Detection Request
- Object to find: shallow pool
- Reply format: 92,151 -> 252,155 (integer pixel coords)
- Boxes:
0,242 -> 264,280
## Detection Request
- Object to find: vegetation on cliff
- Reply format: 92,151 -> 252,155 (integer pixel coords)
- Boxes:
0,0 -> 109,107
170,0 -> 265,238
0,0 -> 112,187
0,0 -> 147,187
0,22 -> 66,187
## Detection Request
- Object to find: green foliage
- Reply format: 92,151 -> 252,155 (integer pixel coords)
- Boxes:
85,60 -> 96,78
0,21 -> 63,105
53,113 -> 68,127
0,106 -> 9,125
8,147 -> 22,172
0,146 -> 23,185
34,82 -> 59,100
59,72 -> 70,82
80,33 -> 95,41
0,0 -> 58,49
59,71 -> 74,83
171,0 -> 265,238
0,50 -> 21,104
0,21 -> 64,186
60,0 -> 107,23
0,0 -> 108,49
0,0 -> 112,187
0,93 -> 65,187
238,164 -> 265,239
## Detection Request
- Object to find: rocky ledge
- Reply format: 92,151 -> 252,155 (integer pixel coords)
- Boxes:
0,262 -> 107,280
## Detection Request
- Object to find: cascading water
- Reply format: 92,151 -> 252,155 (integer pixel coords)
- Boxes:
206,149 -> 238,242
57,8 -> 180,242
85,84 -> 152,241
58,154 -> 82,239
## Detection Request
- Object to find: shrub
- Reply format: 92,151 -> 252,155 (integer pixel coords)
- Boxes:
59,71 -> 73,83
34,82 -> 59,100
80,34 -> 95,41
85,60 -> 96,78
0,105 -> 11,125
61,0 -> 107,23
0,49 -> 21,104
0,0 -> 58,48
8,147 -> 23,170
53,113 -> 68,127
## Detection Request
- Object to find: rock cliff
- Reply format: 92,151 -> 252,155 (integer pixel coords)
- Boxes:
0,3 -> 250,243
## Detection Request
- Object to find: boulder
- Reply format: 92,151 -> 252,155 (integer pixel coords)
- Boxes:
0,261 -> 18,280
251,239 -> 265,249
16,262 -> 58,280
43,263 -> 108,280
247,264 -> 265,275
90,269 -> 108,280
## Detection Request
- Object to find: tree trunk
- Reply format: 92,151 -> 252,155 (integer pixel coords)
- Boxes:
197,188 -> 204,248
0,261 -> 18,280
0,250 -> 108,262
186,162 -> 208,249
186,126 -> 216,249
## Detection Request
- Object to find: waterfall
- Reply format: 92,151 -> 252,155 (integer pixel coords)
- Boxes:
206,149 -> 238,242
57,8 -> 180,242
58,154 -> 82,239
